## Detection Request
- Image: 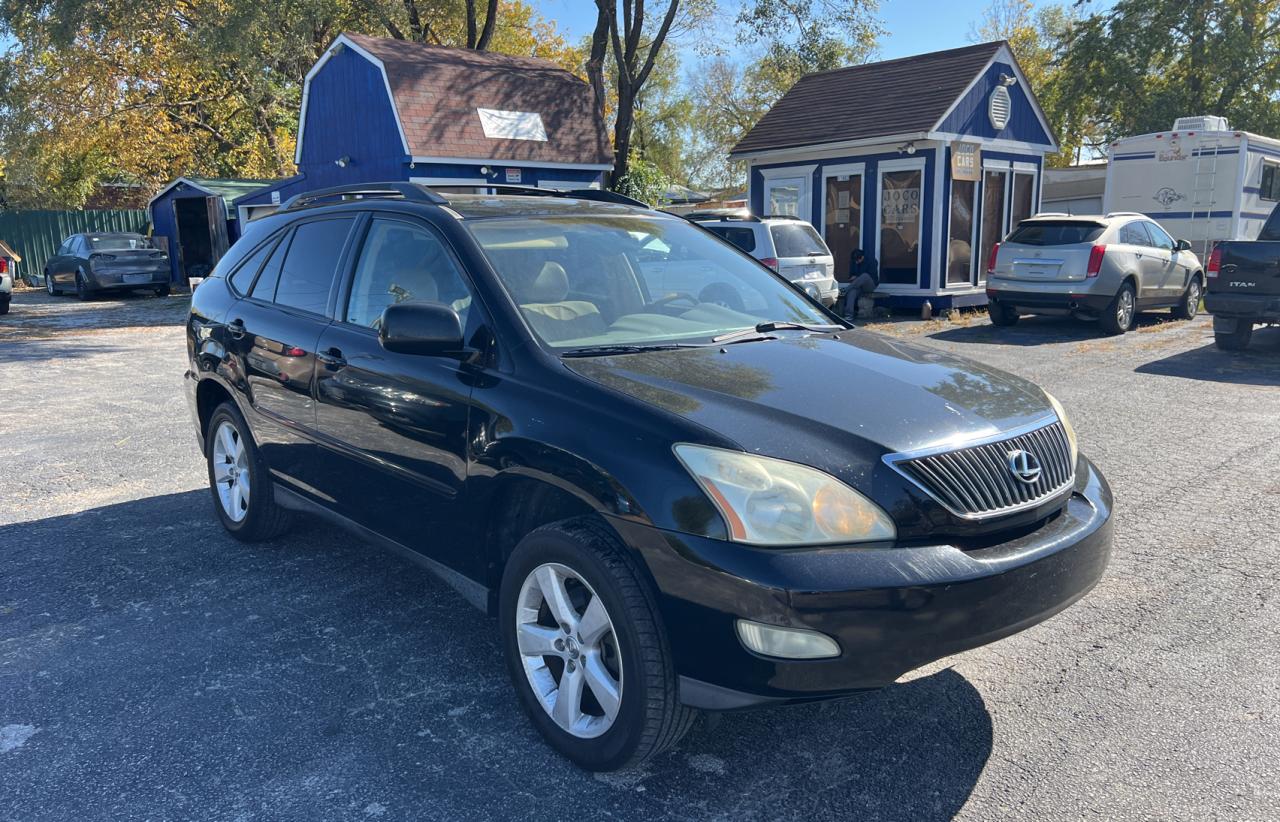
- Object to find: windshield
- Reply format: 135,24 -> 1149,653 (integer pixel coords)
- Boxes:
467,215 -> 831,350
1005,222 -> 1104,246
88,234 -> 152,251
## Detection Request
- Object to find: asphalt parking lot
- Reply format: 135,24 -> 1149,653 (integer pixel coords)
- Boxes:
2,288 -> 1278,821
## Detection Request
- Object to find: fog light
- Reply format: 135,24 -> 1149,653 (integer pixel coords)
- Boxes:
736,619 -> 840,659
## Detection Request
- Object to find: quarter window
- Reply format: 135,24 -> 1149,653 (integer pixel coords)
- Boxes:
228,237 -> 279,294
704,226 -> 757,253
273,217 -> 356,315
345,218 -> 474,330
1262,163 -> 1280,201
248,232 -> 291,301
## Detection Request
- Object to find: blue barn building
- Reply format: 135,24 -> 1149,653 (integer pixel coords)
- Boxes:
730,41 -> 1058,310
147,177 -> 273,284
235,33 -> 614,221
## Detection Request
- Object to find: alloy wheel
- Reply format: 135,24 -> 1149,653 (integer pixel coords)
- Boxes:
1186,282 -> 1201,317
45,274 -> 54,295
1117,289 -> 1134,329
515,562 -> 623,739
210,420 -> 251,522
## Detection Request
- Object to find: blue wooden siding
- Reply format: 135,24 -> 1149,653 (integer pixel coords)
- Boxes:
298,47 -> 405,176
936,61 -> 1054,148
150,182 -> 242,283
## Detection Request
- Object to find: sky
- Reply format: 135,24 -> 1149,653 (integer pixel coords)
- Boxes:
534,0 -> 1065,61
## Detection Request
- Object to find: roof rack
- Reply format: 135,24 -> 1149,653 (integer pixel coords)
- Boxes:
1104,211 -> 1148,219
277,181 -> 651,213
684,209 -> 758,222
278,182 -> 447,211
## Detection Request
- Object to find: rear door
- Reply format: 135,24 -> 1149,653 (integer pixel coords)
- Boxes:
994,220 -> 1103,282
769,222 -> 834,291
310,214 -> 482,575
227,215 -> 358,489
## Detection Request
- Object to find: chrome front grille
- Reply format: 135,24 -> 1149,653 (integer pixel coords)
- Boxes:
886,420 -> 1076,520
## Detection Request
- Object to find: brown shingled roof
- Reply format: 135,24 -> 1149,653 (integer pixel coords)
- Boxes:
342,33 -> 613,167
731,42 -> 1005,156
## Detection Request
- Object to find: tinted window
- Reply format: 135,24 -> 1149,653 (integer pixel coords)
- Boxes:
1262,164 -> 1280,201
1259,204 -> 1280,241
88,234 -> 150,250
228,238 -> 278,293
1145,221 -> 1175,251
346,218 -> 474,329
273,218 -> 355,314
703,225 -> 757,253
1006,221 -> 1105,246
1118,221 -> 1150,246
770,223 -> 827,257
58,239 -> 73,255
249,232 -> 290,301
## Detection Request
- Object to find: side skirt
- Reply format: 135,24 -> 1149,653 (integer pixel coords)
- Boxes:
273,483 -> 491,614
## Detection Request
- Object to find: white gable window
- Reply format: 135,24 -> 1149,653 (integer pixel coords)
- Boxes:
477,108 -> 548,141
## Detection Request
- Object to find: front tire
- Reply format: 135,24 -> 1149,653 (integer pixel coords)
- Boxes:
1100,281 -> 1137,334
988,301 -> 1020,327
45,272 -> 56,295
500,517 -> 696,771
1215,321 -> 1254,351
205,402 -> 292,541
1172,276 -> 1202,320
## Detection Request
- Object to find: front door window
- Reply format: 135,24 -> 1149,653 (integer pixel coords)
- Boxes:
824,176 -> 862,281
1011,172 -> 1035,227
879,169 -> 922,285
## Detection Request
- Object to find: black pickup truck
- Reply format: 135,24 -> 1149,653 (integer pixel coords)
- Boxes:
1206,206 -> 1280,350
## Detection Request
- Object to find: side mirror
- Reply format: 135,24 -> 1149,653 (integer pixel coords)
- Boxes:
378,301 -> 465,356
1176,239 -> 1193,252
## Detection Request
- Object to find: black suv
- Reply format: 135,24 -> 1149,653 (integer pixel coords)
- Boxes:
185,183 -> 1113,771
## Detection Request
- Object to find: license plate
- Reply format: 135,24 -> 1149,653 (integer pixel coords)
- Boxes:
124,273 -> 151,284
804,268 -> 825,280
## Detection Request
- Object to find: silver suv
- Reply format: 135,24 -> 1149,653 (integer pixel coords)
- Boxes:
690,212 -> 838,307
986,213 -> 1205,334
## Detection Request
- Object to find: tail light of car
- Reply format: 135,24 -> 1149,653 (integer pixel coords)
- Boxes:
0,258 -> 7,274
1206,246 -> 1221,278
760,257 -> 779,271
1086,245 -> 1107,278
986,243 -> 1000,277
89,253 -> 116,267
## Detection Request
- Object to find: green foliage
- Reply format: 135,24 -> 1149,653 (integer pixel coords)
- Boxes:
613,149 -> 671,204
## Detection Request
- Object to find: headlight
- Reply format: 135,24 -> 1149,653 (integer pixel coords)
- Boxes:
1044,391 -> 1079,463
674,444 -> 896,546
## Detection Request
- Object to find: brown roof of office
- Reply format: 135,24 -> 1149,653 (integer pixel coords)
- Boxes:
342,33 -> 613,166
731,41 -> 1006,156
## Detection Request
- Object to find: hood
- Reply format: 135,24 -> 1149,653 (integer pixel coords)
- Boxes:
563,330 -> 1054,470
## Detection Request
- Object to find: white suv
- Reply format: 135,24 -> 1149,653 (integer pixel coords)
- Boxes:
986,213 -> 1204,334
690,212 -> 838,307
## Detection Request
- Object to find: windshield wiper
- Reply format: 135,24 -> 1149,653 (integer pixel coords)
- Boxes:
560,343 -> 705,358
711,321 -> 843,344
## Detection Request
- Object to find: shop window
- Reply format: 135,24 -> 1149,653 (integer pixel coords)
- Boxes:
979,170 -> 1008,283
948,180 -> 976,285
879,169 -> 922,285
1011,173 -> 1035,227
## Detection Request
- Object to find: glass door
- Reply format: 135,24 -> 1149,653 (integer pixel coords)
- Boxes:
824,175 -> 862,281
878,168 -> 923,286
948,179 -> 977,285
979,169 -> 1008,283
1011,171 -> 1035,227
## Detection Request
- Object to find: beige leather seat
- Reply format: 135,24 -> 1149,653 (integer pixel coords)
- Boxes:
517,262 -> 607,342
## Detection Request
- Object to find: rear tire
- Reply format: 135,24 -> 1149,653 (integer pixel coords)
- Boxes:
1172,276 -> 1202,320
1215,321 -> 1254,351
0,297 -> 9,315
1100,281 -> 1137,335
500,517 -> 697,771
154,283 -> 171,297
205,401 -> 292,541
75,269 -> 92,301
987,301 -> 1020,327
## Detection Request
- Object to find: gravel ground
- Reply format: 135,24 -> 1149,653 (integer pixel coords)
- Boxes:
2,288 -> 1278,821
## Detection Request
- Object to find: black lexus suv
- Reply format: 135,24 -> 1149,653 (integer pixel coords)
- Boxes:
185,182 -> 1113,771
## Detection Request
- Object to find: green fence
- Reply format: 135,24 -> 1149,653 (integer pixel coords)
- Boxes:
0,209 -> 149,285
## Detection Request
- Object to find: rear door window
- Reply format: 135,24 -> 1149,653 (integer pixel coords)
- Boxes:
704,225 -> 757,253
769,223 -> 827,257
1119,221 -> 1150,247
272,217 -> 356,315
1006,221 -> 1105,246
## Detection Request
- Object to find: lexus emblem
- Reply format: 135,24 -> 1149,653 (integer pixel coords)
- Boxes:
1007,449 -> 1042,484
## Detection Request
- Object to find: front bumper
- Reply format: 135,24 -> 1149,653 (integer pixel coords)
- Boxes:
987,285 -> 1112,315
611,456 -> 1112,709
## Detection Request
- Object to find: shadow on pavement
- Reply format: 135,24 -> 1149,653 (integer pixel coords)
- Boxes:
1135,328 -> 1280,384
0,288 -> 186,342
924,312 -> 1177,346
0,491 -> 992,821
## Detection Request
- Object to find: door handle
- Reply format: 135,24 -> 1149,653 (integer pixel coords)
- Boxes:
226,318 -> 246,339
317,347 -> 346,368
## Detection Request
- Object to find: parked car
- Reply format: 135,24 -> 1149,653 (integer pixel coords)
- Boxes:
985,213 -> 1205,334
44,232 -> 171,300
186,182 -> 1113,771
1204,204 -> 1280,350
0,255 -> 12,315
687,211 -> 839,307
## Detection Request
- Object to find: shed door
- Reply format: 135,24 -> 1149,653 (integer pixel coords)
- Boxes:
207,196 -> 230,260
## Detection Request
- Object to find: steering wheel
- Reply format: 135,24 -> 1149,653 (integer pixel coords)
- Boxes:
648,292 -> 699,311
697,282 -> 746,312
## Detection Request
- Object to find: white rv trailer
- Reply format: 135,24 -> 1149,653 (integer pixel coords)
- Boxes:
1103,115 -> 1280,257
